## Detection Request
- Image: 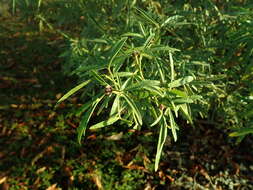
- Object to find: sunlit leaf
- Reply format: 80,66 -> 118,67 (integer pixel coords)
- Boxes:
77,95 -> 104,143
135,7 -> 159,28
108,37 -> 128,67
168,76 -> 194,88
151,111 -> 163,127
90,71 -> 107,85
121,32 -> 144,38
110,95 -> 120,116
229,127 -> 253,137
56,80 -> 91,105
89,115 -> 120,130
125,80 -> 161,91
168,108 -> 178,142
180,104 -> 193,124
121,94 -> 142,125
169,52 -> 175,81
155,121 -> 168,171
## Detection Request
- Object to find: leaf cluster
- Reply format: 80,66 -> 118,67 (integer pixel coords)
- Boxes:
11,0 -> 253,170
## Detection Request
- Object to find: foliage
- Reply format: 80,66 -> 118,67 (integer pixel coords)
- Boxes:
1,5 -> 253,189
7,0 -> 253,173
54,0 -> 214,171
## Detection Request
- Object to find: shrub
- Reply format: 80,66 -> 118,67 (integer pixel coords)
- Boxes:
56,1 -> 215,171
11,0 -> 253,170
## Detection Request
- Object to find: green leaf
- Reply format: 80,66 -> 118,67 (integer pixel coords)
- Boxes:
117,72 -> 136,78
125,80 -> 164,97
135,7 -> 159,28
108,37 -> 128,67
86,38 -> 108,44
89,115 -> 120,130
76,92 -> 104,116
168,76 -> 194,88
120,78 -> 132,91
77,108 -> 93,144
90,71 -> 107,85
143,32 -> 155,47
143,86 -> 164,97
138,22 -> 147,36
110,95 -> 120,116
169,52 -> 175,81
125,80 -> 161,91
75,101 -> 93,117
12,0 -> 16,14
180,104 -> 193,124
73,58 -> 107,75
121,94 -> 143,125
121,32 -> 144,38
97,96 -> 110,115
229,127 -> 253,137
151,111 -> 163,127
77,95 -> 104,143
155,59 -> 165,83
169,89 -> 188,97
151,45 -> 180,52
173,98 -> 194,104
56,80 -> 91,105
155,121 -> 168,171
38,0 -> 42,9
168,108 -> 178,142
206,74 -> 226,81
161,15 -> 184,28
113,55 -> 129,72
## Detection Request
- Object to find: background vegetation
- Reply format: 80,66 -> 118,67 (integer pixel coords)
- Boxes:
0,0 -> 253,189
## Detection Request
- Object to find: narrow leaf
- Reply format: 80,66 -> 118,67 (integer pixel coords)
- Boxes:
125,80 -> 161,91
57,80 -> 91,105
110,95 -> 120,116
89,115 -> 120,130
229,127 -> 253,137
155,122 -> 168,171
108,37 -> 128,67
151,45 -> 180,52
120,78 -> 132,91
173,98 -> 194,104
121,94 -> 143,125
161,15 -> 184,27
169,89 -> 188,97
121,32 -> 144,38
135,7 -> 159,28
90,71 -> 107,85
117,72 -> 136,78
168,76 -> 194,88
77,107 -> 93,143
151,111 -> 163,127
169,52 -> 175,81
97,96 -> 110,115
168,109 -> 178,142
180,104 -> 193,124
155,59 -> 165,83
77,95 -> 104,143
76,92 -> 103,116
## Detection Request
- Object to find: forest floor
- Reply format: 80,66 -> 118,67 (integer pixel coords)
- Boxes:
0,17 -> 253,190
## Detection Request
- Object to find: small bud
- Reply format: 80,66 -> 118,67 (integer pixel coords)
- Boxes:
159,104 -> 166,111
105,85 -> 112,96
132,50 -> 139,57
